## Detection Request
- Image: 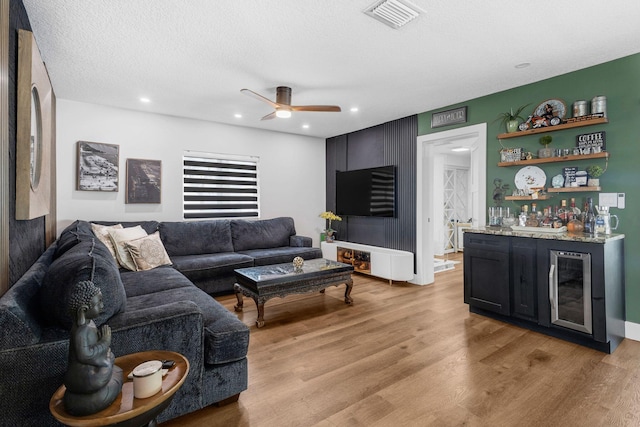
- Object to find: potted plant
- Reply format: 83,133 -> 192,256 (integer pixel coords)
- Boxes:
319,211 -> 342,243
586,165 -> 605,187
538,135 -> 553,158
494,104 -> 530,133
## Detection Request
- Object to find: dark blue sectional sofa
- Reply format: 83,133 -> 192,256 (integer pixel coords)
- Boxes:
0,216 -> 321,426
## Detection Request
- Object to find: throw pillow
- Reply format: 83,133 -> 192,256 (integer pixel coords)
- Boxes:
91,223 -> 123,261
125,232 -> 172,271
108,226 -> 148,271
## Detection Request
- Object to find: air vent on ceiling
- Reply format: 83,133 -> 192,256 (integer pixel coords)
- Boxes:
364,0 -> 422,29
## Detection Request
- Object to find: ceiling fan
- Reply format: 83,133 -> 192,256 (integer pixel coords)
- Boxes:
240,86 -> 341,120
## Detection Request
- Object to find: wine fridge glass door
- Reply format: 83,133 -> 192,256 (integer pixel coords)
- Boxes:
549,250 -> 593,334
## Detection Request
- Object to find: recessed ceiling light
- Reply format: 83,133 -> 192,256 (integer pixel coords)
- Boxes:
451,147 -> 470,152
350,107 -> 359,112
234,113 -> 242,118
302,124 -> 310,129
139,97 -> 151,103
515,62 -> 531,69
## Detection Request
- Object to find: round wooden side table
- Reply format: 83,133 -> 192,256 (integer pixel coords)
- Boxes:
50,350 -> 189,427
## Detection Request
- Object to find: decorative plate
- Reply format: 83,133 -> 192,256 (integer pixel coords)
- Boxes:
533,99 -> 567,119
514,166 -> 547,192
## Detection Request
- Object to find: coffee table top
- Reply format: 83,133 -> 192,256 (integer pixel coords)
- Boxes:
234,258 -> 353,286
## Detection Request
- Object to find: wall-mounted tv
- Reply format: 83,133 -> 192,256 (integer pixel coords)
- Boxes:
335,165 -> 396,217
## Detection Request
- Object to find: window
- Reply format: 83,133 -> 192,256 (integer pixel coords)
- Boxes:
183,152 -> 259,219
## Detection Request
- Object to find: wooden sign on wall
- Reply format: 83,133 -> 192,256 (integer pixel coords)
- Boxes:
431,106 -> 467,128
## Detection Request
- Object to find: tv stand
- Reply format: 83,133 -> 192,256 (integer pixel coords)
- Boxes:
321,241 -> 414,284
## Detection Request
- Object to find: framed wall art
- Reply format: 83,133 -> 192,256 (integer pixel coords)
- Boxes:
77,141 -> 119,191
126,158 -> 161,204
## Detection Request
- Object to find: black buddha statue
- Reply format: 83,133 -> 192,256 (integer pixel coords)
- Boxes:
63,280 -> 123,416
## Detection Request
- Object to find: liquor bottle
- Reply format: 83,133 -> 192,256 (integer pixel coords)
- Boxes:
552,205 -> 563,228
570,198 -> 581,216
541,207 -> 553,227
519,205 -> 528,226
583,197 -> 597,235
558,199 -> 568,224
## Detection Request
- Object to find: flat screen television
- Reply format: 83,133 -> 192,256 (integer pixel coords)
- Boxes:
335,165 -> 396,217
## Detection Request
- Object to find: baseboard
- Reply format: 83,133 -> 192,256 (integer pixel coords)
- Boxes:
625,321 -> 640,342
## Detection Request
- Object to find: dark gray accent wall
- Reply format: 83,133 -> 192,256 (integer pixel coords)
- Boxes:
326,115 -> 417,259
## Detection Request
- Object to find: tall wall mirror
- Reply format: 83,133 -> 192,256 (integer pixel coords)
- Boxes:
16,29 -> 52,220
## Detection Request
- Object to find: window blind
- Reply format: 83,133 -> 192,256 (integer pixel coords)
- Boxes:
183,153 -> 259,219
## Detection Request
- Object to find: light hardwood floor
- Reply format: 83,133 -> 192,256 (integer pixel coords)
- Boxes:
162,254 -> 640,427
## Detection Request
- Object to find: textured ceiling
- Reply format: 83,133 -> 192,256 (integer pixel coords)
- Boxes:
22,0 -> 640,138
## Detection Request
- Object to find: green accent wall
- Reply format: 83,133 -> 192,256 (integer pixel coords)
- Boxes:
417,53 -> 640,323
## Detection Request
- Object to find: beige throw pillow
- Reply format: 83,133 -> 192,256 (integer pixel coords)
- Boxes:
107,225 -> 148,271
125,232 -> 172,271
91,223 -> 123,261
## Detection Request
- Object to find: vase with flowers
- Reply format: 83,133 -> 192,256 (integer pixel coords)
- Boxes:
319,211 -> 342,243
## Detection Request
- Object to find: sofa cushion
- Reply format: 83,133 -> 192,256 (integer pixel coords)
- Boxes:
171,252 -> 254,281
231,217 -> 296,251
238,247 -> 323,266
124,284 -> 249,365
120,265 -> 194,297
39,239 -> 126,329
159,220 -> 234,256
125,232 -> 173,271
108,226 -> 148,271
54,220 -> 95,259
0,244 -> 57,350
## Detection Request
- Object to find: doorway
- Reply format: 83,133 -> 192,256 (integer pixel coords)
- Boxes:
412,123 -> 487,285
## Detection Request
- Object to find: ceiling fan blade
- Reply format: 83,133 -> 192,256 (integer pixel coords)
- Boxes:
241,88 -> 280,109
260,111 -> 277,121
290,105 -> 342,112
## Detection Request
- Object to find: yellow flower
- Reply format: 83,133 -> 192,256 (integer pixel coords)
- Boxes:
319,211 -> 342,221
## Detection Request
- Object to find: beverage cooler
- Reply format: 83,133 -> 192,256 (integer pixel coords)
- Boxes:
549,250 -> 592,334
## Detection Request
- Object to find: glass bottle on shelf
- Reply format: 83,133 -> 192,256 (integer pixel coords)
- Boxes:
583,197 -> 598,235
567,212 -> 584,233
519,205 -> 528,226
570,198 -> 581,216
558,199 -> 568,224
541,207 -> 553,227
552,205 -> 564,228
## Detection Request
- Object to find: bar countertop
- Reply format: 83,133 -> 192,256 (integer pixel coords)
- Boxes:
466,226 -> 624,244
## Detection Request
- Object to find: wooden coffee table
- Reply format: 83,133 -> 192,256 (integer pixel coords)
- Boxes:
234,258 -> 354,328
50,350 -> 189,427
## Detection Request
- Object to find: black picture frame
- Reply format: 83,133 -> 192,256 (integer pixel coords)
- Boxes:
76,141 -> 119,191
125,158 -> 161,204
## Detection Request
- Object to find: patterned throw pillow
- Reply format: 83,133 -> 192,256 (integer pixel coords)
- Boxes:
124,232 -> 172,271
91,223 -> 123,261
107,225 -> 148,271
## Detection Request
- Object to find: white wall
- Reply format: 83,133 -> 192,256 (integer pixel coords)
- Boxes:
56,100 -> 327,246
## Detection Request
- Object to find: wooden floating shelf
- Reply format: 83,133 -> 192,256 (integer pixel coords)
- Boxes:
505,195 -> 551,201
547,186 -> 601,193
497,117 -> 608,140
498,151 -> 608,167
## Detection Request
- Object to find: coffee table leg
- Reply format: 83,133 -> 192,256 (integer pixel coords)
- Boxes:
344,278 -> 353,304
234,290 -> 244,312
256,301 -> 265,328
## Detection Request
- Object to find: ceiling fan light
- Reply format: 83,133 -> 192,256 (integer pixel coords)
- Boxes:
276,109 -> 292,118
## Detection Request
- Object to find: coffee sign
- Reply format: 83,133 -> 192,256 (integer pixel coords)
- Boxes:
576,131 -> 606,151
